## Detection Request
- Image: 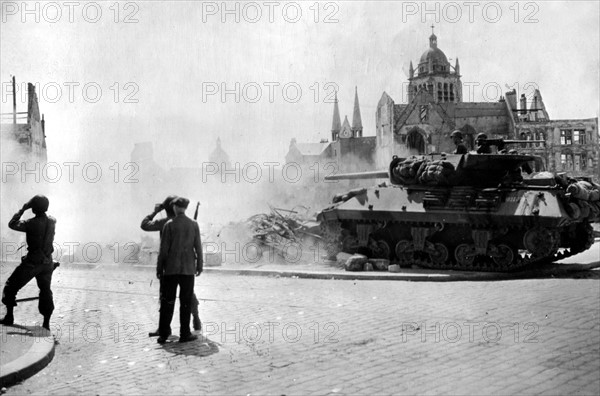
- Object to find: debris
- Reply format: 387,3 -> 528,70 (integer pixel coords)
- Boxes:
246,205 -> 321,260
345,254 -> 367,271
388,264 -> 401,273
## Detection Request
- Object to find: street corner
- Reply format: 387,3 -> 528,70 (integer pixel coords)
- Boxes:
0,324 -> 55,389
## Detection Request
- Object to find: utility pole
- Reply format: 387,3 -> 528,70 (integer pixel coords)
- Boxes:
12,76 -> 17,124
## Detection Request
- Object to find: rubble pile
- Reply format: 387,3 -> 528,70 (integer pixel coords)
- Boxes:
246,206 -> 321,259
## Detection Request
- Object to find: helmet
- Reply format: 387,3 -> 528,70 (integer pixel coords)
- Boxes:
29,195 -> 49,214
450,130 -> 463,139
476,133 -> 488,141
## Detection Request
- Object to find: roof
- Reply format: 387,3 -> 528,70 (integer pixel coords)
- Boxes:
294,142 -> 330,156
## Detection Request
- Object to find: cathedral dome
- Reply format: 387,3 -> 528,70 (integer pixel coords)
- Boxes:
420,46 -> 448,64
417,33 -> 450,74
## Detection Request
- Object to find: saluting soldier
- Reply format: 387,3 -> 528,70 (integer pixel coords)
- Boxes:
1,195 -> 56,330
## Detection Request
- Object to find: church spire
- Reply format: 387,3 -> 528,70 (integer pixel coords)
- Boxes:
331,91 -> 341,141
409,61 -> 414,79
351,86 -> 363,137
429,25 -> 438,48
455,57 -> 460,75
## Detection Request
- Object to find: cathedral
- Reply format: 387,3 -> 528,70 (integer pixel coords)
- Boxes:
287,30 -> 599,181
376,30 -> 598,179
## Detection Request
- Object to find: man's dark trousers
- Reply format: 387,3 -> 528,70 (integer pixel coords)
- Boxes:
158,275 -> 194,338
2,259 -> 54,317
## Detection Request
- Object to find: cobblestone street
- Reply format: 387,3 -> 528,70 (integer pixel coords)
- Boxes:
1,262 -> 599,395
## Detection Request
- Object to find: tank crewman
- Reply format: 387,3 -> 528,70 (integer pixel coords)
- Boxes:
156,197 -> 203,344
450,130 -> 468,154
476,133 -> 492,154
1,195 -> 56,330
141,195 -> 202,337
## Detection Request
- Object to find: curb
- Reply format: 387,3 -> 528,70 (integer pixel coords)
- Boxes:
0,325 -> 55,388
7,259 -> 598,282
202,261 -> 600,282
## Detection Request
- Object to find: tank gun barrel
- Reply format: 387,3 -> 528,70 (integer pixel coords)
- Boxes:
478,138 -> 546,151
324,170 -> 389,181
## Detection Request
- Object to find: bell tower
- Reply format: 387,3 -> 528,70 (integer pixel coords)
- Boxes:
408,27 -> 462,103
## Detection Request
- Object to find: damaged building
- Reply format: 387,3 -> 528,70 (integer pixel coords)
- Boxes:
1,78 -> 48,163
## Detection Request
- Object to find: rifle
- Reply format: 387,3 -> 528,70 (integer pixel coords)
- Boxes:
477,138 -> 545,152
193,201 -> 200,221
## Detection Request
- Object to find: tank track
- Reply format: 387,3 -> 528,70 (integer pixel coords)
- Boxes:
323,220 -> 595,272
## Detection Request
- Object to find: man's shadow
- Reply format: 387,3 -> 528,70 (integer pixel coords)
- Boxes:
159,335 -> 220,357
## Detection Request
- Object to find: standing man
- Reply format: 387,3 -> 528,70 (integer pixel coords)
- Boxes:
1,195 -> 56,330
141,195 -> 202,337
450,130 -> 468,154
156,197 -> 203,344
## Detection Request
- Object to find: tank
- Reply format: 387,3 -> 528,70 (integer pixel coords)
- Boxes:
317,140 -> 600,272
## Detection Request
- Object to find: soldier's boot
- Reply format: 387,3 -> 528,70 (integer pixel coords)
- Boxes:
42,315 -> 51,330
0,306 -> 14,326
148,328 -> 160,337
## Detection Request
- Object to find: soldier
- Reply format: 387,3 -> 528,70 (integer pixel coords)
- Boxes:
156,197 -> 203,344
1,195 -> 56,330
141,195 -> 202,337
450,130 -> 468,154
476,133 -> 492,154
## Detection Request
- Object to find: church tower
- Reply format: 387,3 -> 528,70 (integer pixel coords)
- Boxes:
331,91 -> 341,141
351,86 -> 363,138
408,27 -> 462,103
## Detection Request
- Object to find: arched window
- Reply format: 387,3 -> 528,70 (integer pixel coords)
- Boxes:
443,83 -> 449,102
406,128 -> 426,154
437,83 -> 442,102
450,84 -> 455,102
520,132 -> 528,149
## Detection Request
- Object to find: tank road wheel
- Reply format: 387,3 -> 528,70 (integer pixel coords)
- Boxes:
342,235 -> 361,254
395,240 -> 414,266
490,244 -> 515,268
455,244 -> 475,267
371,239 -> 392,260
523,227 -> 558,257
429,243 -> 449,266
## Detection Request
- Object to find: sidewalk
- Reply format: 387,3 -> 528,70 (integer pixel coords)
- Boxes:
0,325 -> 55,388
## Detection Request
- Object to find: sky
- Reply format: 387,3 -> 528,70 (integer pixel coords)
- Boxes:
1,1 -> 599,245
1,0 -> 598,168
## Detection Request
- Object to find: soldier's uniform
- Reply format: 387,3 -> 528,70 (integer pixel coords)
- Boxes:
450,130 -> 468,154
1,195 -> 56,329
476,133 -> 492,154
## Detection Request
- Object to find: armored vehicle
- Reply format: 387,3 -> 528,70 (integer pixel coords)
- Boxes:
318,140 -> 600,271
